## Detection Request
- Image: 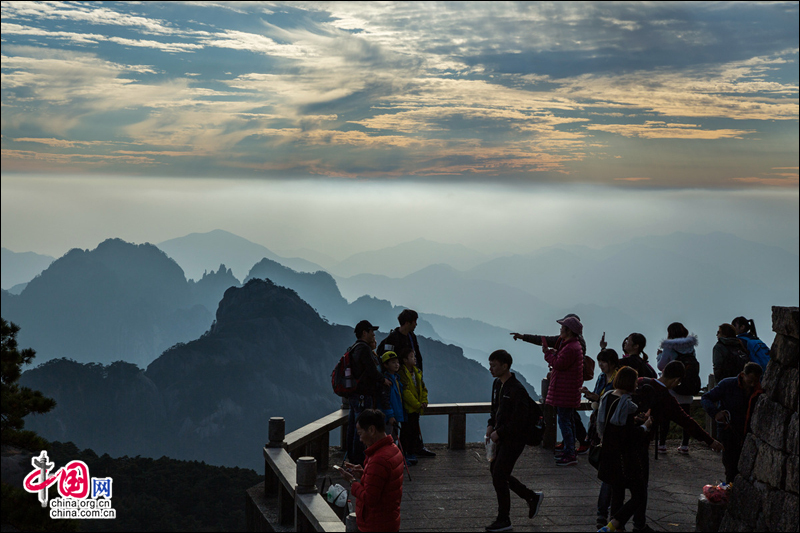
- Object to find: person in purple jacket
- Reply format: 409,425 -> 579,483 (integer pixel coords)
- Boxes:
543,316 -> 585,466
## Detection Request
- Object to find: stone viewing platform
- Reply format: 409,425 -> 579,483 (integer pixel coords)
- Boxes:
327,440 -> 723,532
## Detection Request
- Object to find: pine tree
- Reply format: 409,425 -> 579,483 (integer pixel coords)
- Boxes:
1,317 -> 56,449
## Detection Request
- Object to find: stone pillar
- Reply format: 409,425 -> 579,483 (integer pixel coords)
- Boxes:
268,417 -> 286,447
720,306 -> 799,532
296,457 -> 317,494
448,412 -> 467,450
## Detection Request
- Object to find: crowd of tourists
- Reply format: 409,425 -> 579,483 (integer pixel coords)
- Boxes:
334,309 -> 770,532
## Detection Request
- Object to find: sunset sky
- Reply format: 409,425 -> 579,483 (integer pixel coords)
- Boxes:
1,1 -> 798,258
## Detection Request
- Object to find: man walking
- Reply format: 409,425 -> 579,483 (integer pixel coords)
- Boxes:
486,349 -> 544,532
341,409 -> 404,532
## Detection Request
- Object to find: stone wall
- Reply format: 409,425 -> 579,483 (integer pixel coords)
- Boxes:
720,306 -> 799,532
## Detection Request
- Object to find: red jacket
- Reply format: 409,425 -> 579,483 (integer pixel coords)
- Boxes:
351,435 -> 404,532
544,336 -> 584,408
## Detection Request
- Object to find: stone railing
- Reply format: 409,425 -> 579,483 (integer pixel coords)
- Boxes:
247,382 -> 712,532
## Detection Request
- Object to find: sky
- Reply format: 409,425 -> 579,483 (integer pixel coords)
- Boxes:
1,1 -> 798,259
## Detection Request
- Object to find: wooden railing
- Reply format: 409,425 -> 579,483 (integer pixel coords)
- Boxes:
251,374 -> 716,532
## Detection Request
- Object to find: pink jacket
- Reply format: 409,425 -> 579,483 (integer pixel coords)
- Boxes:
544,336 -> 584,408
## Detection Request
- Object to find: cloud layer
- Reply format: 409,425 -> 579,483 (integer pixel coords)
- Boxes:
1,1 -> 798,186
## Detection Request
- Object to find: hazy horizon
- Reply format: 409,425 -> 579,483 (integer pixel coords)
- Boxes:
2,175 -> 798,262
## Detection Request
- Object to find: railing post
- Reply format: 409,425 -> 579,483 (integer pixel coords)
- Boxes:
541,379 -> 557,449
265,417 -> 286,497
448,412 -> 467,450
295,457 -> 317,532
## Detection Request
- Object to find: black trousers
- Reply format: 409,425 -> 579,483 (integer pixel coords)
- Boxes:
611,478 -> 647,527
490,440 -> 534,521
400,412 -> 422,455
719,427 -> 744,483
659,403 -> 691,446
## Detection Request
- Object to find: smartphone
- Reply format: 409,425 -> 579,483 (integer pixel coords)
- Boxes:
333,465 -> 343,471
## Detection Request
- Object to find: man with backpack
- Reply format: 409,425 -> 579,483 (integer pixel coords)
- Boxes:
486,349 -> 544,533
345,320 -> 391,465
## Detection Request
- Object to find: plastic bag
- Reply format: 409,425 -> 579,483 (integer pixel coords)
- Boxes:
702,482 -> 731,504
485,436 -> 497,462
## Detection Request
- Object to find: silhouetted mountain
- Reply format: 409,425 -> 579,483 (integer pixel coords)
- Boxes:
189,264 -> 241,313
328,238 -> 501,278
21,279 -> 501,470
1,247 -> 54,289
157,229 -> 323,281
0,239 -> 213,367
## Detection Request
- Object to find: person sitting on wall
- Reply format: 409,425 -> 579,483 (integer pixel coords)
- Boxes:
341,409 -> 404,533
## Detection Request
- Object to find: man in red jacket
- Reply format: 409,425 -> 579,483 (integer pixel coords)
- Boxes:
544,316 -> 584,466
341,409 -> 404,532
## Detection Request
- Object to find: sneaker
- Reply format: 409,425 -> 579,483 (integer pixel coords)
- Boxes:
597,526 -> 614,533
577,443 -> 590,455
527,491 -> 543,519
405,454 -> 418,466
555,441 -> 564,450
677,445 -> 690,455
597,516 -> 609,529
485,518 -> 513,532
657,444 -> 667,453
555,454 -> 577,466
417,447 -> 437,457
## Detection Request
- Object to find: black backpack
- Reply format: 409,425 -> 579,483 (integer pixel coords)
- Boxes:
524,395 -> 545,446
673,351 -> 702,396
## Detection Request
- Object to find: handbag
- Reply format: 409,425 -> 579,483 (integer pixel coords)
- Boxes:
588,444 -> 602,469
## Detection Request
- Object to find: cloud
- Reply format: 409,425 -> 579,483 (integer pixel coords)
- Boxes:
585,122 -> 755,139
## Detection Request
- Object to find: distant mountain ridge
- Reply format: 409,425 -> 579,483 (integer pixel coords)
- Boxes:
1,247 -> 55,289
157,229 -> 323,281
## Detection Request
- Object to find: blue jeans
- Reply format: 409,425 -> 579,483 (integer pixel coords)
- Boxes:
597,481 -> 613,519
557,407 -> 576,456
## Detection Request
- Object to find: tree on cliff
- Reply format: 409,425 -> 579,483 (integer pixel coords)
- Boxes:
1,317 -> 56,449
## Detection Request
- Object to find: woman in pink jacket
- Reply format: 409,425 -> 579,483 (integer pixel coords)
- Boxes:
544,316 -> 585,466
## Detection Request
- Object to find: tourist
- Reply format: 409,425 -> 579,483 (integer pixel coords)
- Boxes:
732,316 -> 771,370
380,351 -> 405,441
397,346 -> 430,465
701,362 -> 764,482
712,323 -> 750,383
341,409 -> 404,532
379,309 -> 425,372
614,332 -> 656,379
486,349 -> 544,533
630,360 -> 724,531
597,366 -> 652,533
656,323 -> 699,455
346,320 -> 391,465
542,315 -> 584,466
511,314 -> 590,455
581,348 -> 621,529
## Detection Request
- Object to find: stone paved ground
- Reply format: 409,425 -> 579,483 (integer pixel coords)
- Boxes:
397,439 -> 725,532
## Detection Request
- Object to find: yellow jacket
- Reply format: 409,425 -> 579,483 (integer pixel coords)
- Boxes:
398,365 -> 428,414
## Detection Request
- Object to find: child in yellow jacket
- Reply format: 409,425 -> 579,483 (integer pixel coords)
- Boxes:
397,346 -> 436,462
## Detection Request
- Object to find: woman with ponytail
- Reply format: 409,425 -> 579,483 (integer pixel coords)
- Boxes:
732,317 -> 771,370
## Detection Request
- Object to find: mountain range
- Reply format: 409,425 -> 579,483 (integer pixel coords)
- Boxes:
1,247 -> 54,290
19,278 -> 511,470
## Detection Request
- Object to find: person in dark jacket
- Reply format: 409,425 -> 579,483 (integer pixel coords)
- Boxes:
378,309 -> 424,371
628,361 -> 724,531
346,320 -> 391,465
511,313 -> 589,455
485,349 -> 543,533
712,323 -> 749,383
616,332 -> 656,379
341,409 -> 404,532
656,323 -> 698,454
701,362 -> 763,482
